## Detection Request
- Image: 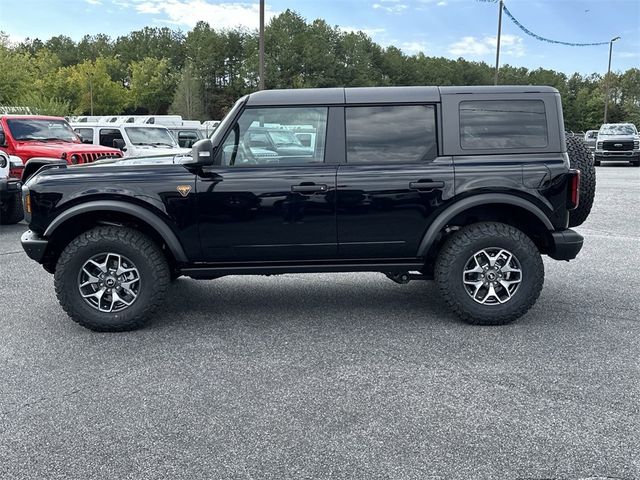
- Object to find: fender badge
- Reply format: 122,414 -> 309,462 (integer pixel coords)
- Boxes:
176,185 -> 192,197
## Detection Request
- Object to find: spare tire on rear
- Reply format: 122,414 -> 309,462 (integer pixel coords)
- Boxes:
566,135 -> 596,228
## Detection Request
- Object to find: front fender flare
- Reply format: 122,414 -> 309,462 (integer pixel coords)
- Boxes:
417,193 -> 554,257
43,200 -> 188,263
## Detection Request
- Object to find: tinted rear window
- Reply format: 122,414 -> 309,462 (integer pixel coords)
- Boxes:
346,105 -> 437,164
459,100 -> 548,150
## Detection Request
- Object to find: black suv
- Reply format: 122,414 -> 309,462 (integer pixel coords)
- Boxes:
20,86 -> 595,331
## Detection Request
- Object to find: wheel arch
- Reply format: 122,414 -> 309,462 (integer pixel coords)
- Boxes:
43,201 -> 188,271
418,194 -> 554,260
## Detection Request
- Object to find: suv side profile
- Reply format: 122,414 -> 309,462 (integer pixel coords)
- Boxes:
72,123 -> 191,158
21,86 -> 593,331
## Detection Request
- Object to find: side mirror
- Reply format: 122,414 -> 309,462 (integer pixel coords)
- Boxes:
191,139 -> 214,166
0,131 -> 6,147
113,139 -> 126,150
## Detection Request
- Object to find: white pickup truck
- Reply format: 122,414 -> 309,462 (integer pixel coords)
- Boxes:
594,123 -> 640,166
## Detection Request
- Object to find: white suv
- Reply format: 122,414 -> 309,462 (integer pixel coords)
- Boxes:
72,123 -> 191,158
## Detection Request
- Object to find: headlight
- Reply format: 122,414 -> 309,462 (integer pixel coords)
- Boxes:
0,155 -> 6,168
70,154 -> 80,164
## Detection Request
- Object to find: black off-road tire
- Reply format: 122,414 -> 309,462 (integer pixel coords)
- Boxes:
566,135 -> 596,227
0,192 -> 24,225
434,222 -> 544,326
54,226 -> 170,332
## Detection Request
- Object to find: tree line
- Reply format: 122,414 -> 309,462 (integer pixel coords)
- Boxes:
1,9 -> 638,131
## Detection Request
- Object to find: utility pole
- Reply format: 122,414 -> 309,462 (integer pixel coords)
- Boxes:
603,36 -> 620,124
259,0 -> 265,90
87,72 -> 94,116
494,0 -> 504,85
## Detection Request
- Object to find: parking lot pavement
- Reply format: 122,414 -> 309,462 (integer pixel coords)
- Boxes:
0,164 -> 638,480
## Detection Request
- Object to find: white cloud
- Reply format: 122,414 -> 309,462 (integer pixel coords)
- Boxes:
449,36 -> 490,56
437,1 -> 447,5
120,0 -> 279,29
85,0 -> 102,4
448,34 -> 525,58
401,41 -> 428,54
618,51 -> 639,58
338,25 -> 387,38
372,2 -> 408,13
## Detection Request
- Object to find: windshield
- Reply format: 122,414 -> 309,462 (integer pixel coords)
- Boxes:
7,118 -> 80,142
124,127 -> 177,147
599,125 -> 637,136
210,97 -> 247,144
269,130 -> 303,146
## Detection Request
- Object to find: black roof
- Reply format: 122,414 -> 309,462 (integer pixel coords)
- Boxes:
245,85 -> 559,106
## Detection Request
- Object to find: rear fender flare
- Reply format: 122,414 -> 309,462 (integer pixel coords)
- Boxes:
417,194 -> 554,256
43,200 -> 188,263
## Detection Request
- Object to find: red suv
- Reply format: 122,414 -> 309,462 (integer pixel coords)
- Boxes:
0,115 -> 123,178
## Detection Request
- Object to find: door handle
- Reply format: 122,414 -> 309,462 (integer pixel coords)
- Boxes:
291,183 -> 328,193
409,181 -> 445,191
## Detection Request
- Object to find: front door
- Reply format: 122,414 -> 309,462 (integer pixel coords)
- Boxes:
196,106 -> 338,262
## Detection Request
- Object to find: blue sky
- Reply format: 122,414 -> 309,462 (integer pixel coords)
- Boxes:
1,0 -> 638,75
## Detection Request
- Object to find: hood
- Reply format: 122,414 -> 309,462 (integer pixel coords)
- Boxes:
597,134 -> 639,141
126,146 -> 191,157
78,152 -> 191,167
15,140 -> 121,156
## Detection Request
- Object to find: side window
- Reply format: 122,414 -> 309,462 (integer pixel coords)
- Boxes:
459,100 -> 548,149
75,128 -> 94,143
99,129 -> 124,148
219,107 -> 328,167
345,105 -> 437,164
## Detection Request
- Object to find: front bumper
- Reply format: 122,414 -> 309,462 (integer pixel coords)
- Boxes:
595,151 -> 639,161
21,230 -> 49,263
548,229 -> 583,261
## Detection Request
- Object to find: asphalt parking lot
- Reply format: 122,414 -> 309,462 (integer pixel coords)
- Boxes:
1,164 -> 638,480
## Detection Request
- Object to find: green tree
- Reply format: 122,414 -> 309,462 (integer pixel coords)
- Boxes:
169,63 -> 205,120
130,57 -> 177,114
66,58 -> 130,115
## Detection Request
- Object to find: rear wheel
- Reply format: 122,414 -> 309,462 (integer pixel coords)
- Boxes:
0,192 -> 24,225
54,226 -> 170,331
434,222 -> 544,325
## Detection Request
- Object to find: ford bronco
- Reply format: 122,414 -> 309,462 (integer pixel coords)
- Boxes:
20,86 -> 595,331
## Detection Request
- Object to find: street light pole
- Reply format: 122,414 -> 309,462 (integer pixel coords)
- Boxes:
603,36 -> 620,124
494,0 -> 504,85
86,72 -> 94,116
259,0 -> 265,90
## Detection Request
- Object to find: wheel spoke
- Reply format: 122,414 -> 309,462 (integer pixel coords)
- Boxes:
82,287 -> 106,300
87,259 -> 107,275
481,283 -> 501,304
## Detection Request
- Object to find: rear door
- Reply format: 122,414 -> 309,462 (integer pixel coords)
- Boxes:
196,106 -> 340,262
336,103 -> 454,258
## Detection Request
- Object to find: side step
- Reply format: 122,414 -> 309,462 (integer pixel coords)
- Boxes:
181,260 -> 425,279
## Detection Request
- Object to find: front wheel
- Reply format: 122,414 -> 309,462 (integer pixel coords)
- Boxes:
0,192 -> 24,225
434,222 -> 544,325
54,226 -> 170,331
